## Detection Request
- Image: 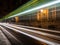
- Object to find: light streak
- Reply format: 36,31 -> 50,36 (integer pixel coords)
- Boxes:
8,0 -> 60,18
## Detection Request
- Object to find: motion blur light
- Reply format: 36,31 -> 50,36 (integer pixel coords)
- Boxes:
8,0 -> 60,18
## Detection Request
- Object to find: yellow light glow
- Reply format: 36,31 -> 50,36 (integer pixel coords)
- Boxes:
40,9 -> 43,12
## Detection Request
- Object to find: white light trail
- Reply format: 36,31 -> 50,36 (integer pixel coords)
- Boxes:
0,26 -> 21,43
4,24 -> 60,39
8,0 -> 60,18
0,30 -> 11,45
11,24 -> 60,34
0,24 -> 58,45
0,23 -> 60,34
0,23 -> 60,40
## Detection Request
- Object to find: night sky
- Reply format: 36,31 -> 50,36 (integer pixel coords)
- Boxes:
0,0 -> 29,18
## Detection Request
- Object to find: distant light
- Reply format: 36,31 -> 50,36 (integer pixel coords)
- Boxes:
8,0 -> 60,18
40,9 -> 43,12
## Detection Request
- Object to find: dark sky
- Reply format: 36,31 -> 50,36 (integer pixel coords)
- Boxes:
0,0 -> 29,18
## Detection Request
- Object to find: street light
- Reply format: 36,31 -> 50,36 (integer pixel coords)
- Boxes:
40,9 -> 43,12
